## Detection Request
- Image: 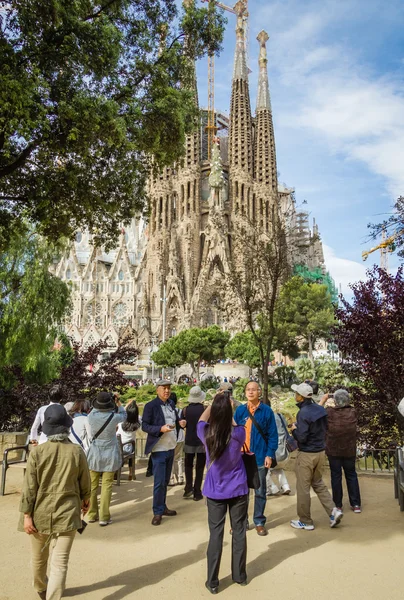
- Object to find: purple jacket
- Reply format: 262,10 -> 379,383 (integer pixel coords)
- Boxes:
197,422 -> 248,500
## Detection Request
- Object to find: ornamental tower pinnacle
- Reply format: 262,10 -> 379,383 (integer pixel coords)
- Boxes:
254,30 -> 277,192
229,1 -> 253,177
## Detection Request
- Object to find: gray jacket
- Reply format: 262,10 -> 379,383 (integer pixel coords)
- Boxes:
87,407 -> 126,472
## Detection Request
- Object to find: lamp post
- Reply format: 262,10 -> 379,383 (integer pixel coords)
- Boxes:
161,283 -> 167,379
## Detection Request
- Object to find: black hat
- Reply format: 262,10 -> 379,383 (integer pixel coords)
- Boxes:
93,391 -> 115,411
42,404 -> 73,436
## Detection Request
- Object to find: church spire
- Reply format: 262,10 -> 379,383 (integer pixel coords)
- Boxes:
254,30 -> 277,191
229,1 -> 253,176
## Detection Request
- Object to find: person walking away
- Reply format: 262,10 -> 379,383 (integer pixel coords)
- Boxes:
19,404 -> 90,600
319,389 -> 361,513
182,386 -> 206,501
116,400 -> 140,481
30,384 -> 64,445
290,383 -> 343,530
68,398 -> 92,454
198,393 -> 248,594
266,412 -> 291,495
142,379 -> 186,525
218,382 -> 242,412
234,382 -> 278,536
86,392 -> 126,526
169,392 -> 185,486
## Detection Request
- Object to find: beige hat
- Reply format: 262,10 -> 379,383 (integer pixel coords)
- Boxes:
188,386 -> 206,404
291,383 -> 313,399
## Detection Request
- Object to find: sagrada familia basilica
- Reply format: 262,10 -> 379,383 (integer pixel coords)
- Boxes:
53,2 -> 326,369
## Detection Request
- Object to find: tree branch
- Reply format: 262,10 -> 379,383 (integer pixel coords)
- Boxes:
82,0 -> 120,22
0,139 -> 41,179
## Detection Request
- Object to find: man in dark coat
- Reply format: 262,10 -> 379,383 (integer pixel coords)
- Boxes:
290,383 -> 343,531
142,379 -> 186,526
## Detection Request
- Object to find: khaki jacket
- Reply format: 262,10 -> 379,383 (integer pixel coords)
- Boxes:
18,440 -> 91,534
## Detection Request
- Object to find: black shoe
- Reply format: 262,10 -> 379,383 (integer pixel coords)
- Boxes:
183,490 -> 193,499
193,494 -> 203,501
205,582 -> 219,594
146,471 -> 153,478
236,579 -> 248,586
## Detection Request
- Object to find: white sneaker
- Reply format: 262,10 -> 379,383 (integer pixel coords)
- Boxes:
281,487 -> 291,495
330,507 -> 343,528
290,520 -> 314,530
99,519 -> 112,527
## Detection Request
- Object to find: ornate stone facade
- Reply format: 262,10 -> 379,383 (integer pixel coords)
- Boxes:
55,5 -> 326,363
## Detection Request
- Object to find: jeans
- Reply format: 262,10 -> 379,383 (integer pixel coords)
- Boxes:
184,452 -> 206,496
328,455 -> 361,508
152,449 -> 175,515
251,466 -> 268,526
206,494 -> 248,588
30,530 -> 76,600
88,470 -> 115,522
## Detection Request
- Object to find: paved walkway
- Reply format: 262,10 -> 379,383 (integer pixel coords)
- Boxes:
1,463 -> 402,600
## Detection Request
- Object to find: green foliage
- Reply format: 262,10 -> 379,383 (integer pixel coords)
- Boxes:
0,225 -> 71,386
294,357 -> 348,391
199,376 -> 219,393
276,276 -> 336,365
233,378 -> 250,403
120,383 -> 191,407
0,1 -> 225,249
152,326 -> 230,376
294,358 -> 315,382
272,366 -> 297,388
225,331 -> 261,369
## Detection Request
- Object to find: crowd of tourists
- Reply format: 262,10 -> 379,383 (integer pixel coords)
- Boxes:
20,377 -> 374,599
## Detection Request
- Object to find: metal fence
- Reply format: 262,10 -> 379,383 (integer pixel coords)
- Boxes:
356,448 -> 397,474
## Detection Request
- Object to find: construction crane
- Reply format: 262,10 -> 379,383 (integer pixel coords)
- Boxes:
362,229 -> 398,272
202,0 -> 249,159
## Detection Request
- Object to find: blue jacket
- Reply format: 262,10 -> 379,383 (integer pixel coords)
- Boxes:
142,396 -> 180,455
234,403 -> 278,467
292,398 -> 327,452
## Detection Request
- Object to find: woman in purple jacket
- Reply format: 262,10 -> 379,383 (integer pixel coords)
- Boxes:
197,392 -> 248,594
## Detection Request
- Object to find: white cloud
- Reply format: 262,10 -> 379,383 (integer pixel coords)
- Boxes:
323,244 -> 367,296
259,1 -> 404,198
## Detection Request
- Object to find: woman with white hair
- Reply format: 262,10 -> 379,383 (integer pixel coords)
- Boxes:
320,389 -> 362,513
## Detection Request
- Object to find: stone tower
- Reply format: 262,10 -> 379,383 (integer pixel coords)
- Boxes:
55,7 -> 328,360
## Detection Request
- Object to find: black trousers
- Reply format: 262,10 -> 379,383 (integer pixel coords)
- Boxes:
328,455 -> 361,508
206,494 -> 248,588
184,452 -> 206,495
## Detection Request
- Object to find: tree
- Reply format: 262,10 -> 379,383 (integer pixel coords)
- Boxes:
225,331 -> 261,370
0,331 -> 139,432
152,325 -> 230,379
0,0 -> 225,249
335,266 -> 404,446
0,225 -> 71,386
227,210 -> 291,404
276,276 -> 336,368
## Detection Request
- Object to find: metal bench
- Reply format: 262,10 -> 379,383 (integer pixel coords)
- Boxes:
394,447 -> 404,511
116,434 -> 136,486
1,435 -> 30,496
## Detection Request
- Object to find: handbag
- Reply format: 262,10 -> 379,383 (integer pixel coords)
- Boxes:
278,414 -> 298,453
242,444 -> 260,489
248,410 -> 277,469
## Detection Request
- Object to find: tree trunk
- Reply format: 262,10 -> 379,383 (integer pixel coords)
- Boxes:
262,358 -> 270,406
308,333 -> 315,370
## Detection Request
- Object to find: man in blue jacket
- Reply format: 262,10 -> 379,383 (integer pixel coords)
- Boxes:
234,381 -> 278,536
142,379 -> 186,526
290,382 -> 343,530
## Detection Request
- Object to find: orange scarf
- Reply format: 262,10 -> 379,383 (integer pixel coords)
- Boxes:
245,401 -> 260,450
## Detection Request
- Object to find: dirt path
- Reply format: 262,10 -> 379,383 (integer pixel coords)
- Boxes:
1,463 -> 402,600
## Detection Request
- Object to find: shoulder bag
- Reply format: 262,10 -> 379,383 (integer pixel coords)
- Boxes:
90,412 -> 114,443
242,444 -> 260,489
278,414 -> 298,453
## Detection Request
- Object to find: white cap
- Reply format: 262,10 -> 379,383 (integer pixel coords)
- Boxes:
291,383 -> 314,398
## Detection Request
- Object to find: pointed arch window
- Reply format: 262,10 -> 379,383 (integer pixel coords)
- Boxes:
118,270 -> 124,281
66,268 -> 72,280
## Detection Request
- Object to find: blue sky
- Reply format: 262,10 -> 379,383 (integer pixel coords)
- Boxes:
194,0 -> 404,294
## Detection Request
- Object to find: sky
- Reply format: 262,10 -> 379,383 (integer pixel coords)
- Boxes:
194,0 -> 404,295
